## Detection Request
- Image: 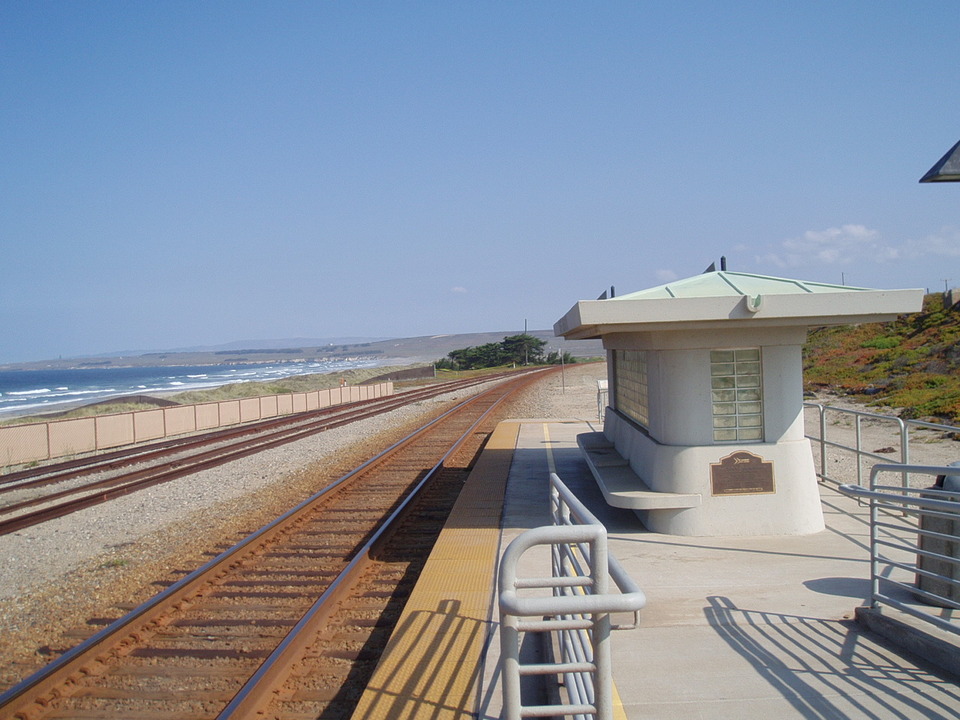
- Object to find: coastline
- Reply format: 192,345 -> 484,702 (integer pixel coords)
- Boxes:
0,358 -> 413,422
0,330 -> 604,421
0,331 -> 603,373
0,353 -> 384,373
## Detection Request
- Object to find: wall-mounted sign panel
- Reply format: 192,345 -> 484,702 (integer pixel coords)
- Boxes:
711,451 -> 775,496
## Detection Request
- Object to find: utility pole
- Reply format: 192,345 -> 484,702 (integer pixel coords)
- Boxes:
524,319 -> 528,365
560,351 -> 565,393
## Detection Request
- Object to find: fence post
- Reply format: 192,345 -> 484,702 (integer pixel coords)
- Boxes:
900,418 -> 910,489
818,405 -> 827,482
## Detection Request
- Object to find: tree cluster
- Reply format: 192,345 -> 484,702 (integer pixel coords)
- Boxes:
435,334 -> 575,370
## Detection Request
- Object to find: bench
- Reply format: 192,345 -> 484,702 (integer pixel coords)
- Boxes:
577,432 -> 701,510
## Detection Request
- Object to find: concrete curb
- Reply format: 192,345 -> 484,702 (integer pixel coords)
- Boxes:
855,606 -> 960,680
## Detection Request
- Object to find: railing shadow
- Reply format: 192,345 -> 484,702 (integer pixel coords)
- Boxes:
704,595 -> 960,719
353,599 -> 490,719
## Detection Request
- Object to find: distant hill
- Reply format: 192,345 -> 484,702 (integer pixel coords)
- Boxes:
168,337 -> 393,352
804,293 -> 960,423
0,331 -> 604,372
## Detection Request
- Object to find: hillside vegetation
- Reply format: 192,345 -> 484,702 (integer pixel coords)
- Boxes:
803,294 -> 960,422
435,333 -> 574,370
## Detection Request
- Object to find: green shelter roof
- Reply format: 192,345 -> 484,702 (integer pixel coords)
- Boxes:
614,271 -> 867,300
554,271 -> 924,340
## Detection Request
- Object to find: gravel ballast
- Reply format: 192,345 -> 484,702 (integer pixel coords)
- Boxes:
0,365 -> 607,687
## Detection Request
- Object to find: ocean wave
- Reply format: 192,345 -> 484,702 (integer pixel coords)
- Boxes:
0,387 -> 117,413
0,357 -> 383,415
55,388 -> 117,397
0,399 -> 65,414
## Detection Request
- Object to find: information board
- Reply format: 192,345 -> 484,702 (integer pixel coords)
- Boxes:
710,451 -> 775,495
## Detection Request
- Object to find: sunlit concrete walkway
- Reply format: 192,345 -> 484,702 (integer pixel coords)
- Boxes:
480,419 -> 960,719
354,419 -> 959,719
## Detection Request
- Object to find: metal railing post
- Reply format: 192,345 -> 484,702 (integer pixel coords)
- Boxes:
818,404 -> 827,481
592,527 -> 611,720
803,402 -> 960,489
900,418 -> 910,489
499,474 -> 646,719
501,612 -> 522,720
838,464 -> 960,635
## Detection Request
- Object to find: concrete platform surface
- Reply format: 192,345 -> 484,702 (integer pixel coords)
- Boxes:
479,420 -> 960,719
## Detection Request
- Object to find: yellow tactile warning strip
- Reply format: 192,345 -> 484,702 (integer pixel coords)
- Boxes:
350,420 -> 521,720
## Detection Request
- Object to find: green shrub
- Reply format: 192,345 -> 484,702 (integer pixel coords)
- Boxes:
860,336 -> 901,350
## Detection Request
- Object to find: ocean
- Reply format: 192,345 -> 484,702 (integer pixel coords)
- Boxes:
0,358 -> 380,417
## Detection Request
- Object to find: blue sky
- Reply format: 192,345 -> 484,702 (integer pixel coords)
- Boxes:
2,2 -> 958,363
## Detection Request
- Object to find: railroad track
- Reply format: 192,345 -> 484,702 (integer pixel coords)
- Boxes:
0,372 -> 532,536
0,367 -> 552,720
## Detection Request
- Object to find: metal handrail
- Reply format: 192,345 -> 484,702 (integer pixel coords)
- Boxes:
804,402 -> 960,488
498,473 -> 646,720
596,380 -> 608,422
837,463 -> 960,638
550,471 -> 643,629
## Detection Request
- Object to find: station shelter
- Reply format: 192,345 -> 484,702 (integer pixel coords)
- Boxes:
554,270 -> 924,536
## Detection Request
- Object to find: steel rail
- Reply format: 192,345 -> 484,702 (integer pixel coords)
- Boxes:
0,373 -> 526,534
0,373 -> 508,489
215,375 -> 519,719
0,397 -> 374,490
0,385 -> 449,513
0,369 -> 549,719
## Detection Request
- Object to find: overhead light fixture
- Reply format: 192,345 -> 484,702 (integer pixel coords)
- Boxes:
919,139 -> 960,182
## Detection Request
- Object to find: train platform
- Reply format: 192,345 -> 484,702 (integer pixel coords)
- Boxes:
353,419 -> 960,719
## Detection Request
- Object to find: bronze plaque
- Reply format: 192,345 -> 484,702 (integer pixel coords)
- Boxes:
711,451 -> 775,496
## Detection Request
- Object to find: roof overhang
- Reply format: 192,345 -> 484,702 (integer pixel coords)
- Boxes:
555,287 -> 925,340
920,139 -> 960,183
